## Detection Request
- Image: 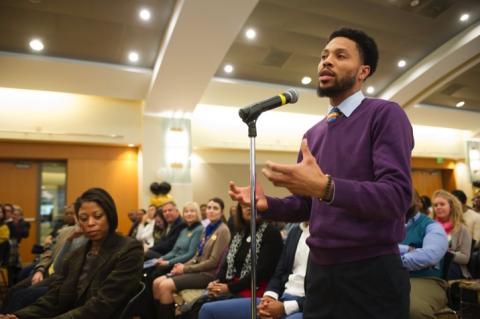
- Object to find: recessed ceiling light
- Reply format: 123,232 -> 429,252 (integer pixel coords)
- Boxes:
128,143 -> 135,147
397,60 -> 407,68
459,13 -> 470,22
456,101 -> 465,108
139,8 -> 151,21
128,51 -> 139,63
366,86 -> 375,94
245,28 -> 256,40
410,0 -> 420,7
224,64 -> 234,73
301,76 -> 312,85
29,38 -> 44,52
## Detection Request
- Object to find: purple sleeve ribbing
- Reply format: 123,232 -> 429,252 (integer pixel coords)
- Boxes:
261,194 -> 311,223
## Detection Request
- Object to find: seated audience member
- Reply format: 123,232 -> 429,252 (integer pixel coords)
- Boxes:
17,205 -> 77,283
400,191 -> 448,319
420,195 -> 432,216
0,206 -> 10,244
432,189 -> 472,279
152,197 -> 231,319
199,222 -> 308,319
127,208 -> 140,237
200,203 -> 210,228
138,202 -> 203,319
473,190 -> 480,213
2,204 -> 15,239
207,204 -> 282,297
12,206 -> 30,243
2,220 -> 87,312
145,201 -> 186,259
136,204 -> 157,249
46,204 -> 77,244
152,202 -> 203,274
0,206 -> 10,270
152,207 -> 167,244
0,187 -> 143,319
226,204 -> 236,235
3,204 -> 19,286
451,189 -> 480,248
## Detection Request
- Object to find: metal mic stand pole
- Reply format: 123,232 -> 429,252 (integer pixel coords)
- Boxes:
247,120 -> 257,319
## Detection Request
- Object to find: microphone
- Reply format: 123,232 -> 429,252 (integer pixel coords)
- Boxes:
239,88 -> 299,123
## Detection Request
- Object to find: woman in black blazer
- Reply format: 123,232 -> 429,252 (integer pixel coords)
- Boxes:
1,188 -> 143,319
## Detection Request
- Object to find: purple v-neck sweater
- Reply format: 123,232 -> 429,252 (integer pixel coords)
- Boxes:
264,98 -> 414,265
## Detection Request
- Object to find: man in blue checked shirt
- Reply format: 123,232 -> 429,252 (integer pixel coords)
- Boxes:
399,191 -> 448,319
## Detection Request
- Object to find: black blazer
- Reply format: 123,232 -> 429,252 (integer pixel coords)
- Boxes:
149,216 -> 186,255
265,224 -> 305,311
14,233 -> 143,319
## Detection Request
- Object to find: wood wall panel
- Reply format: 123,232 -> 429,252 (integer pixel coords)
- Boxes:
412,170 -> 444,198
0,161 -> 39,262
0,141 -> 138,262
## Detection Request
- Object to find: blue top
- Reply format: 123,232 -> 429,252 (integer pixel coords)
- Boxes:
162,222 -> 203,265
399,213 -> 448,277
263,94 -> 414,265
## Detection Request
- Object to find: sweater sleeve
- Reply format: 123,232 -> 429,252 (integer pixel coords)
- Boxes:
227,225 -> 284,294
166,226 -> 203,265
262,195 -> 311,223
451,226 -> 472,265
150,221 -> 184,255
331,102 -> 413,220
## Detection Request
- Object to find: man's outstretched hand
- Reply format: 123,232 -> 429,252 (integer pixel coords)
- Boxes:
228,181 -> 268,211
262,139 -> 328,198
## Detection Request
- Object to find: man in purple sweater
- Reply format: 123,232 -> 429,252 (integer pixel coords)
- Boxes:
230,28 -> 414,319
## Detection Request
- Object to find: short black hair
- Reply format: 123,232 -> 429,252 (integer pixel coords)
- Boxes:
451,189 -> 467,205
234,203 -> 248,232
420,195 -> 432,214
155,207 -> 166,224
74,188 -> 118,232
328,28 -> 379,78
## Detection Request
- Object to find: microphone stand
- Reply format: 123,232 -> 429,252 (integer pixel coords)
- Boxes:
243,117 -> 258,319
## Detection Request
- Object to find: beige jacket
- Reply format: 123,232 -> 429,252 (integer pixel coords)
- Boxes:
463,209 -> 480,248
451,224 -> 472,278
183,222 -> 231,276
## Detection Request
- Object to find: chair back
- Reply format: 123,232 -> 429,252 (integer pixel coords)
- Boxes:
467,240 -> 479,278
118,281 -> 146,319
0,241 -> 10,266
442,251 -> 455,280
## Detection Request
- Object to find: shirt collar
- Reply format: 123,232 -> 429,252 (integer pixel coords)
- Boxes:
299,222 -> 309,233
406,212 -> 421,227
327,90 -> 365,118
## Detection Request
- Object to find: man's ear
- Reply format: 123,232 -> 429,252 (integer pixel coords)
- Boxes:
359,65 -> 371,81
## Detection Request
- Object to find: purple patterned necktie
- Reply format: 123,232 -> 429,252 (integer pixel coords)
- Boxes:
327,107 -> 342,123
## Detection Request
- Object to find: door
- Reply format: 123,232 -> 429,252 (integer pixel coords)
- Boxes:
0,161 -> 38,263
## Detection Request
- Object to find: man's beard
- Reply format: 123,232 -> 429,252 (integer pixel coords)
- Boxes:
317,74 -> 356,98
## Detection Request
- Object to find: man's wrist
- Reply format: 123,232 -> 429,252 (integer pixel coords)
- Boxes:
319,174 -> 334,202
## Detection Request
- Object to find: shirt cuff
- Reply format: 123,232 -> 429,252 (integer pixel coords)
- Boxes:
283,300 -> 300,315
263,291 -> 279,300
398,244 -> 409,255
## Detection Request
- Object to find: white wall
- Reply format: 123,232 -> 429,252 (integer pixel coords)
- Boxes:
0,87 -> 142,145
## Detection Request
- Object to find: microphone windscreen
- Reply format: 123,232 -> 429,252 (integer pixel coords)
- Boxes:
285,88 -> 299,104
